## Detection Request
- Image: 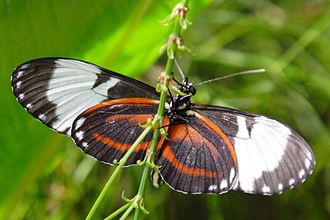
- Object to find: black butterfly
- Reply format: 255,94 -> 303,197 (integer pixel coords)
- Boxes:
11,58 -> 315,195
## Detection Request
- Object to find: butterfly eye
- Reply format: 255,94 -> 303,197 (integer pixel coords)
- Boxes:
189,86 -> 196,95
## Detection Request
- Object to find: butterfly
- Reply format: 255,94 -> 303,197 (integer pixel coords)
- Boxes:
11,58 -> 315,195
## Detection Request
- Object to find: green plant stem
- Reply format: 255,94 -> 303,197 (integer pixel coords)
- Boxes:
119,203 -> 136,220
85,126 -> 152,220
132,165 -> 151,220
133,1 -> 190,219
132,122 -> 161,220
104,202 -> 131,220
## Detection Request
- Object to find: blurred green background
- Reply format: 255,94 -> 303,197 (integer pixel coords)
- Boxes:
1,0 -> 329,219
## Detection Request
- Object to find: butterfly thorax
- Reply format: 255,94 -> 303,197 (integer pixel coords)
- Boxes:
166,78 -> 196,122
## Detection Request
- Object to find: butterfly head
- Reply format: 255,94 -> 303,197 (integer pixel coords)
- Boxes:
178,77 -> 196,96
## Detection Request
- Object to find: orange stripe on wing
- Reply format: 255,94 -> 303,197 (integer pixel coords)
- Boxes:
175,125 -> 221,159
83,98 -> 159,114
92,132 -> 151,152
195,112 -> 237,166
161,143 -> 217,178
106,114 -> 153,124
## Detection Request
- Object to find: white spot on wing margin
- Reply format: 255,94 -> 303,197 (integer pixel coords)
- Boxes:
16,81 -> 22,88
20,64 -> 30,69
262,184 -> 271,193
18,94 -> 25,100
208,185 -> 217,191
289,178 -> 295,185
17,71 -> 24,78
75,117 -> 86,130
75,131 -> 84,141
278,183 -> 283,191
299,169 -> 305,178
82,142 -> 88,149
220,180 -> 228,190
39,114 -> 46,120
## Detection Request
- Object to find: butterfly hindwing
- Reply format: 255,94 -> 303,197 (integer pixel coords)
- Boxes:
71,98 -> 165,166
11,58 -> 159,135
192,104 -> 316,195
156,110 -> 238,194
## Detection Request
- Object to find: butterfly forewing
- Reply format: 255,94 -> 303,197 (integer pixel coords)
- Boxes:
11,58 -> 158,135
157,111 -> 238,194
192,104 -> 315,195
71,98 -> 165,166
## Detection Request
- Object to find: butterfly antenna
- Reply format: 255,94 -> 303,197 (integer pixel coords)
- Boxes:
174,58 -> 186,81
194,69 -> 266,87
